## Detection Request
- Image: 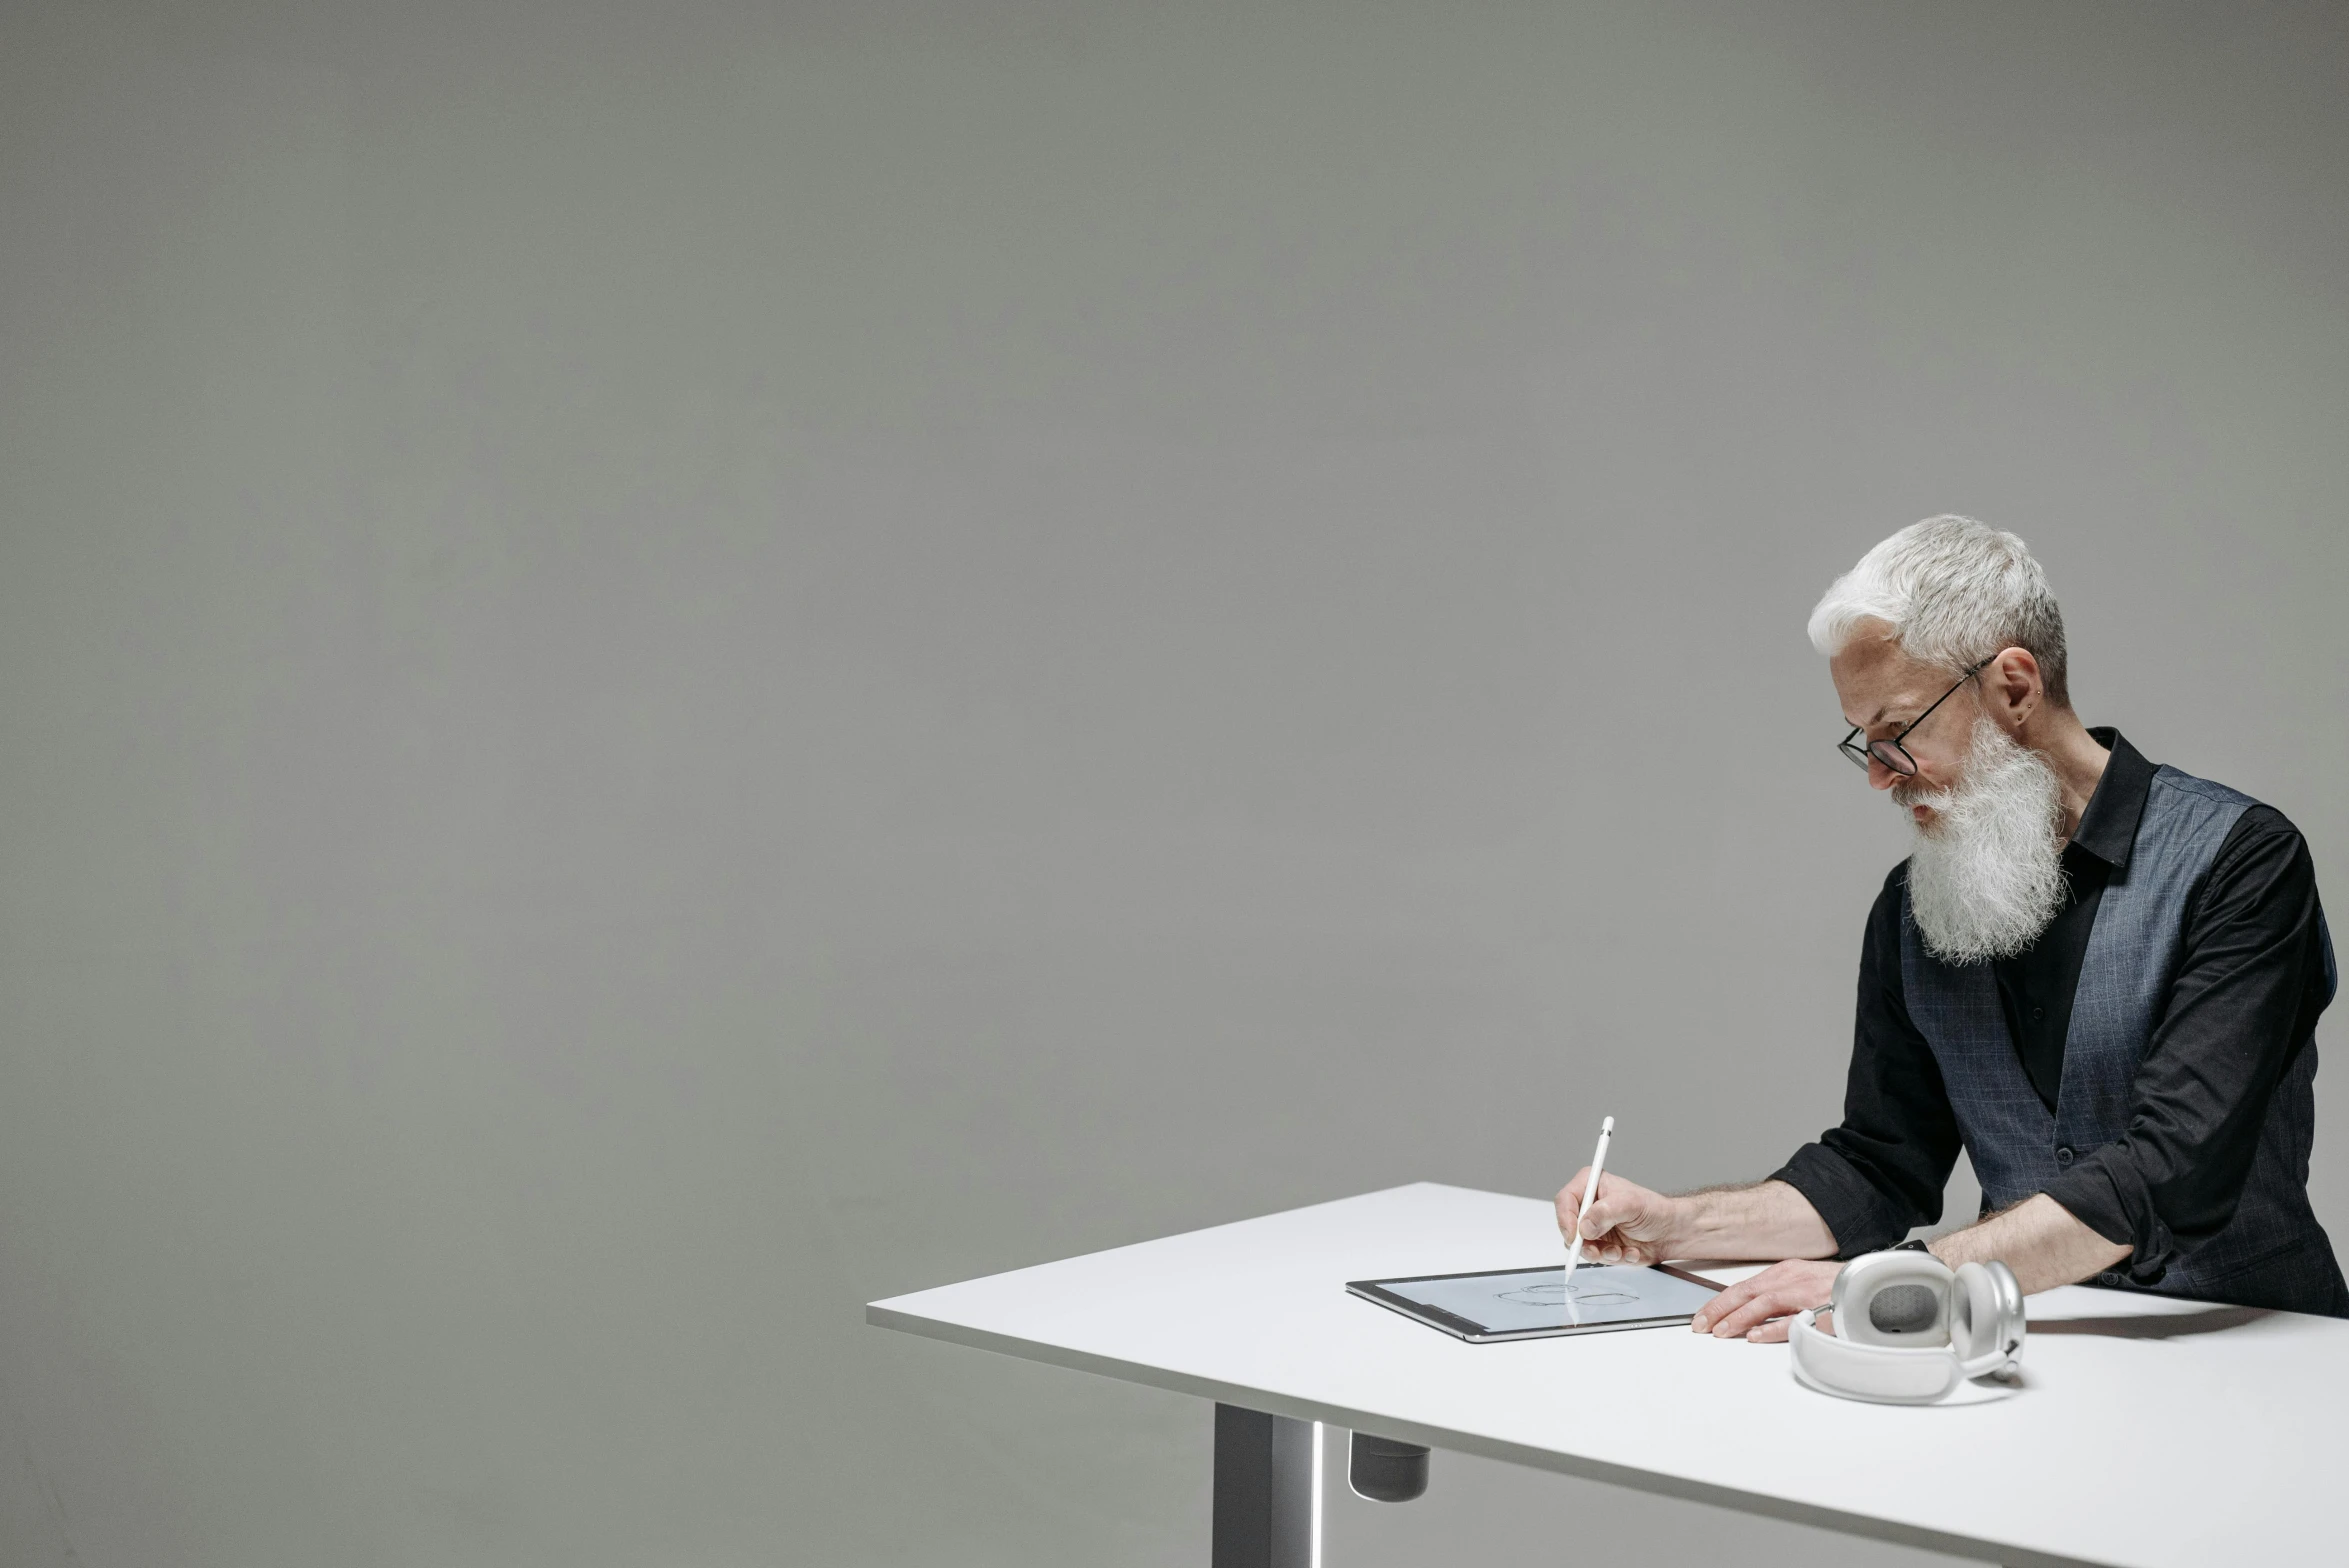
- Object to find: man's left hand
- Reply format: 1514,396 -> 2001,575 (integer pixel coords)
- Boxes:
1688,1259 -> 1843,1342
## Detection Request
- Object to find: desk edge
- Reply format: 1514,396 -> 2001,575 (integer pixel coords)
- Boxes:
865,1302 -> 2122,1568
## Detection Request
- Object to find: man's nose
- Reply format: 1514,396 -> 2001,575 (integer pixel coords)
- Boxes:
1867,756 -> 1901,791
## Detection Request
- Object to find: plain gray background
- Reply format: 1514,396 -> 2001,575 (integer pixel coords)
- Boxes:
3,2 -> 2347,1564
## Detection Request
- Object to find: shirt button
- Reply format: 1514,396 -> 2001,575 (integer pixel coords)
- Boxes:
2056,1146 -> 2075,1165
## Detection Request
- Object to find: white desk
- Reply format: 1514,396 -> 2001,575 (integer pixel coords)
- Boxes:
869,1182 -> 2348,1568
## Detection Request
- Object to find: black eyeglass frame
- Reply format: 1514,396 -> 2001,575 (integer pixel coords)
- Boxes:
1838,656 -> 1994,777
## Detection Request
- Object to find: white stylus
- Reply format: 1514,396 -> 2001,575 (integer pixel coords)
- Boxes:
1561,1115 -> 1615,1297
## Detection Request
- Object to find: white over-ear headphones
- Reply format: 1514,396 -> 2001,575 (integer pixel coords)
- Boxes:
1788,1251 -> 2026,1405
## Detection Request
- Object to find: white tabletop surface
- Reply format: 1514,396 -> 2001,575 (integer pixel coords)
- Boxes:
868,1181 -> 2349,1568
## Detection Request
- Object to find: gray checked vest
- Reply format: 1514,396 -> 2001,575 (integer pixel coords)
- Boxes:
1900,765 -> 2345,1315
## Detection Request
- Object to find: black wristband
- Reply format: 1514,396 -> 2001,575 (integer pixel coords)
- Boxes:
1894,1238 -> 1933,1254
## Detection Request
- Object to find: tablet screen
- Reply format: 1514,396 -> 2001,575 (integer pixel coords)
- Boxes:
1360,1264 -> 1719,1336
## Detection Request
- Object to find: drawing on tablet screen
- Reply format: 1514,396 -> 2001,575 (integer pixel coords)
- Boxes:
1497,1280 -> 1640,1309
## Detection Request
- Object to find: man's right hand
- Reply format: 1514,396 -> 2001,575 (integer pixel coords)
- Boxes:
1554,1168 -> 1681,1265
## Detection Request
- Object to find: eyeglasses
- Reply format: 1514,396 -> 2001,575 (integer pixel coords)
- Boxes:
1838,657 -> 1992,777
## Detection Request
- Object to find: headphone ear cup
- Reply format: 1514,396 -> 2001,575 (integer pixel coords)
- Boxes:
1834,1252 -> 1954,1347
1949,1261 -> 1992,1363
1950,1260 -> 2025,1377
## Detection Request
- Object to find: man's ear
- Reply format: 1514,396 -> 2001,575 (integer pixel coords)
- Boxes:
1986,646 -> 2042,729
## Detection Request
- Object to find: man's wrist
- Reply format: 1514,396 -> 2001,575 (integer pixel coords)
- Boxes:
1657,1178 -> 1839,1261
1665,1189 -> 1743,1257
1653,1194 -> 1697,1256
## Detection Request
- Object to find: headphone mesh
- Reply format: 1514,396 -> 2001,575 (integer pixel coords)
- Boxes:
1867,1282 -> 1940,1334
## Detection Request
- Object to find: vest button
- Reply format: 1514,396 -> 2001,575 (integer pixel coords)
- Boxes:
2056,1145 -> 2075,1165
2031,1006 -> 2046,1022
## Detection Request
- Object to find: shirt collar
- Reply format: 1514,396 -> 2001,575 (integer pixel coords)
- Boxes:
2069,727 -> 2153,869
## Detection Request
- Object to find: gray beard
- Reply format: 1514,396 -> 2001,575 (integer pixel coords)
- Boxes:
1895,717 -> 2067,965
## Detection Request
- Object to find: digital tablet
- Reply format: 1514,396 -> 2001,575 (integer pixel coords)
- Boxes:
1347,1262 -> 1724,1342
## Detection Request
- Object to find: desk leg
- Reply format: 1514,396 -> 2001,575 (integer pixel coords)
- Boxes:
1211,1404 -> 1319,1568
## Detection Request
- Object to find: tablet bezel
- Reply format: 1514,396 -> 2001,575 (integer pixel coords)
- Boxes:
1346,1262 -> 1725,1342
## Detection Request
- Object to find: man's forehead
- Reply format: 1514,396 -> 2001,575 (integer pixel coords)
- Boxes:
1829,634 -> 1945,724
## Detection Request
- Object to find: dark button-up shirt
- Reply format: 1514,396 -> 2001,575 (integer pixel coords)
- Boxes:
1774,730 -> 2333,1281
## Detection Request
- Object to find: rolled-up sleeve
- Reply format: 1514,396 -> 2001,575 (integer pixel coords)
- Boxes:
2042,811 -> 2329,1282
1772,867 -> 1964,1258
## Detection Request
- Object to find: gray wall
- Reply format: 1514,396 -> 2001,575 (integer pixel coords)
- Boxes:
3,3 -> 2347,1564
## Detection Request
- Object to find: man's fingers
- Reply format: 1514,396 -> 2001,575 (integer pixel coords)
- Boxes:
1694,1269 -> 1814,1338
1582,1222 -> 1657,1265
1579,1187 -> 1653,1242
1711,1280 -> 1831,1339
1688,1284 -> 1729,1331
1750,1306 -> 1833,1343
1561,1173 -> 1669,1266
1691,1261 -> 1839,1340
1706,1289 -> 1797,1339
1690,1278 -> 1756,1333
1553,1168 -> 1594,1235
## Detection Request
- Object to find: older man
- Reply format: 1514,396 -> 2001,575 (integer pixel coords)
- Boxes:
1558,516 -> 2345,1336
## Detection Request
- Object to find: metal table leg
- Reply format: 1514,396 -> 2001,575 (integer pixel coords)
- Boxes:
1211,1404 -> 1319,1568
1346,1431 -> 1429,1502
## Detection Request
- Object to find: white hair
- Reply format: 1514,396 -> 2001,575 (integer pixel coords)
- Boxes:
1807,516 -> 2070,706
